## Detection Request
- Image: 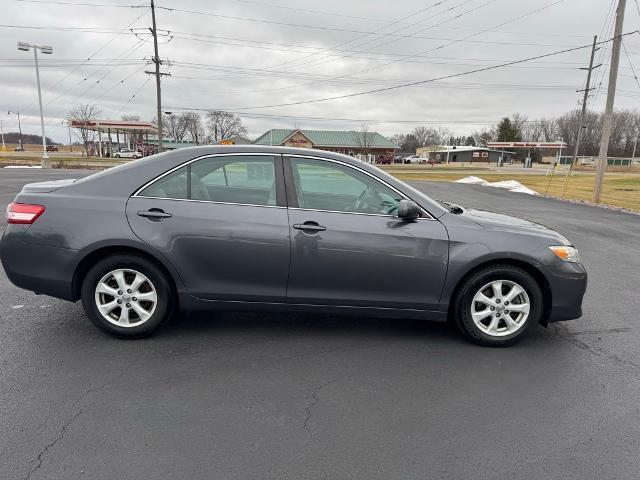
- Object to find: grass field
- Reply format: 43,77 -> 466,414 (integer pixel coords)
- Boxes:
380,168 -> 640,212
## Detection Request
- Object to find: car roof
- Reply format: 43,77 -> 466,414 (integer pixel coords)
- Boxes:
70,145 -> 448,217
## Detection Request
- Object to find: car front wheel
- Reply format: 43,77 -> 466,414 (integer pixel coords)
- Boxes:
452,264 -> 543,346
81,254 -> 174,338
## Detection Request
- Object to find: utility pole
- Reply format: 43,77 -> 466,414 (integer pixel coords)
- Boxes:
8,110 -> 23,150
594,0 -> 626,203
1,120 -> 4,150
562,35 -> 600,198
632,132 -> 638,159
63,121 -> 73,152
147,0 -> 170,153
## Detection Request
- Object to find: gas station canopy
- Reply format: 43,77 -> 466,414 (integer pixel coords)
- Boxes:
487,141 -> 567,149
69,119 -> 158,134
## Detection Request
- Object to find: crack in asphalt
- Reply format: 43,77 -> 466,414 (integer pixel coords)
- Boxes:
23,409 -> 83,480
21,368 -> 126,480
302,379 -> 336,438
552,323 -> 640,372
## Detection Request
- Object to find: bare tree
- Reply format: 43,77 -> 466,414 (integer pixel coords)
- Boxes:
206,111 -> 248,142
163,113 -> 190,142
121,114 -> 140,122
184,113 -> 206,145
67,104 -> 101,157
357,124 -> 373,155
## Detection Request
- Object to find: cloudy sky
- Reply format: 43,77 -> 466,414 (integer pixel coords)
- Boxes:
1,0 -> 639,143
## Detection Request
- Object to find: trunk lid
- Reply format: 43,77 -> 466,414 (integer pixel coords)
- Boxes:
20,178 -> 78,194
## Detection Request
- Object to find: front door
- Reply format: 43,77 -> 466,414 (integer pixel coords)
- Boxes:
127,154 -> 290,302
284,156 -> 449,311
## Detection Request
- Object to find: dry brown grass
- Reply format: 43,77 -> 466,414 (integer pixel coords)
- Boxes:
381,169 -> 640,212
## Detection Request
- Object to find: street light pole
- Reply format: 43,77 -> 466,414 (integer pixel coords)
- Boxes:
18,41 -> 53,168
1,119 -> 4,150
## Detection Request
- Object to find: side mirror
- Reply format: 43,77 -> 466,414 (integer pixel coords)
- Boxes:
397,199 -> 420,220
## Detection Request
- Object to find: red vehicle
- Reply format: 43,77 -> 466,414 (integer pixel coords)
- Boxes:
376,154 -> 394,165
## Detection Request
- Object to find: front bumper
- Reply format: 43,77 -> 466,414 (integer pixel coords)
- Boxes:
540,261 -> 587,323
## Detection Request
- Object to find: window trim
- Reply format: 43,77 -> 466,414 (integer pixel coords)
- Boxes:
133,152 -> 285,208
283,155 -> 433,220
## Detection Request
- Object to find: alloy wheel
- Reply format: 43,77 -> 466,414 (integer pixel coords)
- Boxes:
470,280 -> 530,337
94,268 -> 158,327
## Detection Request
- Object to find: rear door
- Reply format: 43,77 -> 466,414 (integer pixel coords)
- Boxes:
284,155 -> 449,311
127,153 -> 290,302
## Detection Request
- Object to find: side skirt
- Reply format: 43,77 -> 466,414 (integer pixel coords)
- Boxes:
177,291 -> 448,322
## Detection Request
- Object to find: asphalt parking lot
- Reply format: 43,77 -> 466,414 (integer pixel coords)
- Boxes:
1,169 -> 639,480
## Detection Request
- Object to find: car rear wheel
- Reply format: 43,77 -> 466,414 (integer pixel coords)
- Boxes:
81,254 -> 173,338
452,265 -> 543,346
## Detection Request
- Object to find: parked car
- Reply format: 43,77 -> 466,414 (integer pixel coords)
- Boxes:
403,155 -> 423,164
114,148 -> 142,159
0,146 -> 587,346
46,145 -> 58,152
376,154 -> 394,165
14,145 -> 24,152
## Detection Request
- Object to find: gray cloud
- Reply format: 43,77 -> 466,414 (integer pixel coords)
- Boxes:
0,0 -> 634,143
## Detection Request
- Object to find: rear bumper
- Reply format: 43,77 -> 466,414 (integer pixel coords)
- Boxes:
540,262 -> 587,323
0,227 -> 77,301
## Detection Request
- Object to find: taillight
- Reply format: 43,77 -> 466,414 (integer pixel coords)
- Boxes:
6,203 -> 45,224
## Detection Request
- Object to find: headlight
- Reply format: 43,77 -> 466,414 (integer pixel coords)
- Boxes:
549,246 -> 580,263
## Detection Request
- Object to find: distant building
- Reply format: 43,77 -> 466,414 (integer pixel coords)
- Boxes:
427,146 -> 512,163
214,135 -> 252,145
147,139 -> 196,150
253,129 -> 397,156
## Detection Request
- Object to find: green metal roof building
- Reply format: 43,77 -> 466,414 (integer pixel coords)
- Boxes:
253,129 -> 397,155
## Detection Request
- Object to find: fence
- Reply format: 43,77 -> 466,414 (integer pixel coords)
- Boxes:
558,156 -> 638,166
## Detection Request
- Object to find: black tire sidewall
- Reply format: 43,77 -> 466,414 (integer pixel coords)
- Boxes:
81,254 -> 172,338
454,265 -> 543,347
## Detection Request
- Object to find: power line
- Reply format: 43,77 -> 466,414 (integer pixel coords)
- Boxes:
116,76 -> 152,116
622,39 -> 640,90
15,0 -> 146,7
294,0 -> 567,89
165,31 -> 639,112
273,0 -> 481,72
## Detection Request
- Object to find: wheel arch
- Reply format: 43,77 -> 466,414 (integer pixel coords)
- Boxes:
446,258 -> 552,326
71,244 -> 180,304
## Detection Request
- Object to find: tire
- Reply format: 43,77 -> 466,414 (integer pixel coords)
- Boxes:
452,264 -> 543,347
115,154 -> 120,158
81,254 -> 174,338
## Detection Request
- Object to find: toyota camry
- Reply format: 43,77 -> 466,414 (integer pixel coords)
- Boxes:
0,146 -> 587,346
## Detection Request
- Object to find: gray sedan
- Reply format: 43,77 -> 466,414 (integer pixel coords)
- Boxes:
0,146 -> 587,346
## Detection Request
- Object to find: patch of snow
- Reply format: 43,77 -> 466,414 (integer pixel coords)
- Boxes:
455,176 -> 489,185
4,165 -> 42,169
507,186 -> 540,195
487,180 -> 539,195
454,176 -> 539,195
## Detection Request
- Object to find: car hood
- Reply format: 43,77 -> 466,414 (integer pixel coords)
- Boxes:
460,208 -> 571,245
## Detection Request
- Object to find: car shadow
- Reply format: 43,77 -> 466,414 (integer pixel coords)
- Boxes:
156,310 -> 558,348
160,310 -> 459,342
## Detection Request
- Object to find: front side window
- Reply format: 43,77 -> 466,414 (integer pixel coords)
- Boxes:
138,155 -> 277,206
289,158 -> 402,215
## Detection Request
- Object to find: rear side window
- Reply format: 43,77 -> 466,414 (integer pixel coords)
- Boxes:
138,156 -> 277,206
139,166 -> 188,199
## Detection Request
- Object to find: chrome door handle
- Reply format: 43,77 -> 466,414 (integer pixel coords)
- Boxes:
137,209 -> 172,220
293,222 -> 326,232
